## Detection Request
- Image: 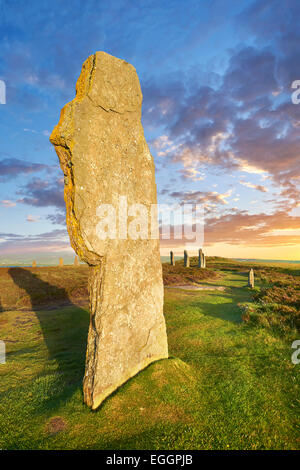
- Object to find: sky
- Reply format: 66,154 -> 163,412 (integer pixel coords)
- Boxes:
0,0 -> 300,261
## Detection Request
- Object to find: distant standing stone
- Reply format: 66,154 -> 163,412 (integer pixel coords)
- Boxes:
198,249 -> 206,268
59,257 -> 63,267
184,250 -> 190,267
170,251 -> 175,266
74,255 -> 79,266
248,268 -> 254,288
198,249 -> 203,268
32,260 -> 37,268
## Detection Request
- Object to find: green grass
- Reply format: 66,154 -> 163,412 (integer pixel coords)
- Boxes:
0,263 -> 299,449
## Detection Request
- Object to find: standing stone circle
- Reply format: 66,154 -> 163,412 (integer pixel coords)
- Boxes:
50,51 -> 168,410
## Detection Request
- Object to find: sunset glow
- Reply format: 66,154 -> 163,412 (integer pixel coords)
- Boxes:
0,1 -> 299,261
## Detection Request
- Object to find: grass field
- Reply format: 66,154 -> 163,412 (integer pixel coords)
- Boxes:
0,258 -> 299,450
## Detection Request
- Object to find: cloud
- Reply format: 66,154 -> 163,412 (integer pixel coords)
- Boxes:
0,158 -> 50,180
169,189 -> 232,206
159,208 -> 300,249
203,209 -> 300,247
236,0 -> 300,88
179,168 -> 205,181
26,214 -> 40,222
0,229 -> 70,255
46,211 -> 66,226
17,177 -> 64,208
222,47 -> 277,103
239,181 -> 268,192
24,128 -> 51,137
0,200 -> 16,207
144,18 -> 300,207
151,135 -> 179,157
143,80 -> 185,129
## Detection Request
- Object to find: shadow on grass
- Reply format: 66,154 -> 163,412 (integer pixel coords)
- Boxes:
193,300 -> 243,324
8,268 -> 90,410
168,285 -> 251,325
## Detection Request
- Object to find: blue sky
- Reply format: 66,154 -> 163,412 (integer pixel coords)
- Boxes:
0,0 -> 300,259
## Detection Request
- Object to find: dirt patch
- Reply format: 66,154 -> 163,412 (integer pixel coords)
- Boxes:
166,284 -> 225,291
13,316 -> 35,326
45,416 -> 67,435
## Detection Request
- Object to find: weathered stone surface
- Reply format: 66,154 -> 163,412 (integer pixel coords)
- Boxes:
50,51 -> 168,410
74,255 -> 79,266
170,251 -> 175,266
248,268 -> 254,288
202,253 -> 206,268
184,250 -> 190,267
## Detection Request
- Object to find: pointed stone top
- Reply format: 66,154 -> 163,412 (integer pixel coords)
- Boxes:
50,52 -> 142,149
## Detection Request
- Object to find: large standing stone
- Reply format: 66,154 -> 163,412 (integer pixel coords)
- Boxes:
74,255 -> 79,267
248,268 -> 254,288
50,51 -> 168,410
170,251 -> 175,266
